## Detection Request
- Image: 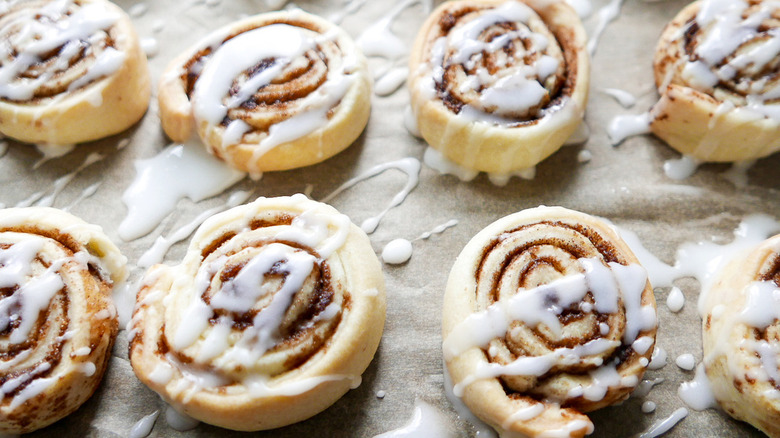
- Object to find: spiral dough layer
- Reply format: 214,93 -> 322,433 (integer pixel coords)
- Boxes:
703,234 -> 780,436
158,10 -> 372,174
651,0 -> 780,162
408,0 -> 589,174
129,194 -> 386,431
0,207 -> 126,434
442,206 -> 656,438
0,0 -> 150,145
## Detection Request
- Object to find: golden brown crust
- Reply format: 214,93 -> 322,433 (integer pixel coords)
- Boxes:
408,0 -> 589,174
650,0 -> 780,162
0,207 -> 126,434
157,10 -> 371,173
0,0 -> 150,145
443,206 -> 656,438
129,195 -> 385,431
703,234 -> 780,437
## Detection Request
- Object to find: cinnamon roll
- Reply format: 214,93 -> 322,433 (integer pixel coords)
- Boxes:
702,234 -> 780,436
408,0 -> 589,174
0,207 -> 126,434
650,0 -> 780,162
442,206 -> 656,438
158,10 -> 372,173
129,194 -> 386,431
0,0 -> 151,145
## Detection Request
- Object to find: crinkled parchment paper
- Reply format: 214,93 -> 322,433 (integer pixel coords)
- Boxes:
1,0 -> 777,436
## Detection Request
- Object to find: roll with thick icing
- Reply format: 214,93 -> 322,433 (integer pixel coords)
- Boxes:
158,10 -> 372,173
129,194 -> 386,431
651,0 -> 780,162
408,0 -> 589,175
0,207 -> 126,434
0,0 -> 151,145
443,206 -> 656,438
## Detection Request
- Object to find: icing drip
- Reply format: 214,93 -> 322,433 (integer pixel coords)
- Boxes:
639,407 -> 688,438
373,399 -> 454,438
321,158 -> 421,233
587,0 -> 624,55
128,410 -> 159,438
119,141 -> 245,241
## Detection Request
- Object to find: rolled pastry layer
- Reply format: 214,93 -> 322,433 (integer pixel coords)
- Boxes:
408,0 -> 589,174
0,207 -> 126,434
443,206 -> 656,438
129,194 -> 386,431
0,0 -> 151,144
158,10 -> 372,173
703,234 -> 780,436
651,0 -> 780,162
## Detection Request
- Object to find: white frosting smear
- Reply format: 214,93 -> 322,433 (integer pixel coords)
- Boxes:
373,399 -> 455,438
119,141 -> 245,241
128,410 -> 159,438
639,407 -> 688,438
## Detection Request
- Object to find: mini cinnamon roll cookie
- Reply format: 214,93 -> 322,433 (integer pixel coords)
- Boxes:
0,207 -> 126,434
129,194 -> 386,431
702,234 -> 780,436
158,10 -> 372,173
651,0 -> 780,162
443,206 -> 656,438
408,0 -> 589,174
0,0 -> 151,145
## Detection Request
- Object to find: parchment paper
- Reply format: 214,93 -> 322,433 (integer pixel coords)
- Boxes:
2,0 -> 777,436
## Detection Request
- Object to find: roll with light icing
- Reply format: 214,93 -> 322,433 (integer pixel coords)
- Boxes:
702,233 -> 780,436
651,0 -> 780,162
0,207 -> 126,434
158,10 -> 372,173
443,206 -> 656,438
129,194 -> 386,431
408,0 -> 589,174
0,0 -> 151,145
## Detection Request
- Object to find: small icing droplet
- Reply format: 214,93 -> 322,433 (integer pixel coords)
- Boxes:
641,401 -> 656,413
666,287 -> 685,313
675,353 -> 696,371
382,239 -> 413,265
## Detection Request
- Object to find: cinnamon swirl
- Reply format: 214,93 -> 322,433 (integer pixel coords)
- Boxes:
129,194 -> 386,431
0,0 -> 151,145
702,234 -> 780,436
408,0 -> 589,174
0,207 -> 126,434
651,0 -> 780,162
443,206 -> 656,438
158,10 -> 372,173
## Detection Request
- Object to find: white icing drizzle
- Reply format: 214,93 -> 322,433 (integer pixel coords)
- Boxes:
140,37 -> 159,58
373,399 -> 455,438
29,153 -> 105,208
663,155 -> 701,181
382,239 -> 413,265
602,88 -> 636,108
666,287 -> 685,313
444,258 -> 653,398
564,121 -> 590,145
638,407 -> 688,438
129,410 -> 159,438
164,405 -> 199,431
632,378 -> 664,398
642,401 -> 657,413
119,141 -> 245,241
33,143 -> 75,169
63,181 -> 102,212
675,353 -> 696,371
376,390 -> 386,399
607,112 -> 651,145
321,158 -> 421,233
678,363 -> 718,411
137,190 -> 253,268
587,0 -> 624,55
721,159 -> 755,188
328,0 -> 369,25
577,149 -> 592,163
191,23 -> 358,162
423,147 -> 479,182
0,0 -> 124,100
